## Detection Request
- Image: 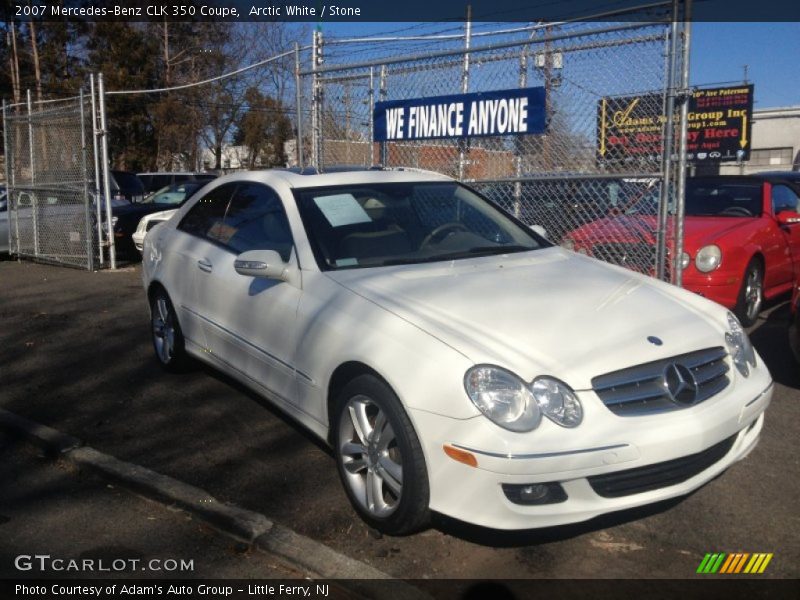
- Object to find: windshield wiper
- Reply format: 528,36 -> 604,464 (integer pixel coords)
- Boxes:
381,245 -> 533,266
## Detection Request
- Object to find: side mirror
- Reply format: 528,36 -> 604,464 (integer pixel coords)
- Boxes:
777,211 -> 800,225
234,249 -> 289,280
530,224 -> 548,239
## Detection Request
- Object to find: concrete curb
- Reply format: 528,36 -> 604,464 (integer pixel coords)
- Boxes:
0,408 -> 429,598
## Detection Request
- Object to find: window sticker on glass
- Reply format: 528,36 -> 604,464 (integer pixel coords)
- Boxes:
314,194 -> 372,227
335,257 -> 359,267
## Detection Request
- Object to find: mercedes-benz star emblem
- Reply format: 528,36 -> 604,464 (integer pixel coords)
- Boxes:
662,363 -> 698,405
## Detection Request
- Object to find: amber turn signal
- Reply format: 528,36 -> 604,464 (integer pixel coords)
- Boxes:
443,444 -> 478,468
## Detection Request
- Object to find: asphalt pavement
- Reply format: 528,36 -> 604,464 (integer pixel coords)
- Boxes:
0,260 -> 797,580
0,432 -> 302,579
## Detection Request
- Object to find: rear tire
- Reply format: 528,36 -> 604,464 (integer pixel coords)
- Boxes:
150,288 -> 189,372
332,374 -> 430,535
734,259 -> 763,327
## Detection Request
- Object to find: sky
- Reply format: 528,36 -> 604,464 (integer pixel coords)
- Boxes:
690,23 -> 800,109
313,21 -> 800,110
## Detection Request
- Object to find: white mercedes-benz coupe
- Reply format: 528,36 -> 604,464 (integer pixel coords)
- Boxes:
141,168 -> 772,534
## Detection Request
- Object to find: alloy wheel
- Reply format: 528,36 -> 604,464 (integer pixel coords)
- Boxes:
338,395 -> 403,518
152,296 -> 176,364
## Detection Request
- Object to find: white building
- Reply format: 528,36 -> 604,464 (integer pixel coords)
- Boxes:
718,105 -> 800,174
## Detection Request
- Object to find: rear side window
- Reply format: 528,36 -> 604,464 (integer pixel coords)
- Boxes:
178,183 -> 237,241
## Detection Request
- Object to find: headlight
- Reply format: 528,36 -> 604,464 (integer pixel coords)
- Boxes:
464,366 -> 583,432
531,376 -> 583,427
464,366 -> 541,432
695,245 -> 722,272
680,251 -> 690,269
725,312 -> 757,377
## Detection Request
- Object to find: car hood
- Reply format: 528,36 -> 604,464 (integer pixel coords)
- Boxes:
569,214 -> 755,248
681,216 -> 758,250
327,247 -> 728,389
141,208 -> 178,224
113,202 -> 175,219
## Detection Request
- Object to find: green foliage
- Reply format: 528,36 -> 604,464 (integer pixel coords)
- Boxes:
233,87 -> 293,168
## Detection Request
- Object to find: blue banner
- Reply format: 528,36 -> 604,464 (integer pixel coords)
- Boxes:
373,87 -> 546,142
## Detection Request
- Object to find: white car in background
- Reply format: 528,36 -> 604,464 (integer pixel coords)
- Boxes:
133,208 -> 179,254
133,182 -> 206,253
141,168 -> 772,534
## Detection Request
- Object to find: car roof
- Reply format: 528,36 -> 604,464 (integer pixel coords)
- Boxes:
753,171 -> 800,179
208,167 -> 452,189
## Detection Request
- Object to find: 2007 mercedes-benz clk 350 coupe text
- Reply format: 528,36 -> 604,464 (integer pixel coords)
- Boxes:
141,169 -> 772,534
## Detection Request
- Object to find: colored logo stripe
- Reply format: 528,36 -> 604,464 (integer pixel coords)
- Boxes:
698,553 -> 773,574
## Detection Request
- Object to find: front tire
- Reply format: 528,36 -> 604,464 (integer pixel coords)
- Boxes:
333,374 -> 430,535
150,288 -> 189,372
735,259 -> 763,327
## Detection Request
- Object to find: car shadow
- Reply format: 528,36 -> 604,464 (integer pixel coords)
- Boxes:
194,361 -> 335,457
429,494 -> 691,547
748,298 -> 800,389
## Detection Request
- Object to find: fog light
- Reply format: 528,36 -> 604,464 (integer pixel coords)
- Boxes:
502,482 -> 567,505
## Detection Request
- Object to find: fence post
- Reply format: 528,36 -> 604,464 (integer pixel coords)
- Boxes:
78,88 -> 94,271
656,3 -> 680,282
513,29 -> 533,218
368,67 -> 375,166
673,0 -> 692,287
379,65 -> 388,166
97,73 -> 116,270
2,99 -> 12,256
26,89 -> 40,258
311,29 -> 322,170
457,5 -> 472,181
90,73 -> 104,266
294,42 -> 304,169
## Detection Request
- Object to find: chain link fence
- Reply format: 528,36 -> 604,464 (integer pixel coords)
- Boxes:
1,5 -> 690,279
303,3 -> 689,280
4,94 -> 99,270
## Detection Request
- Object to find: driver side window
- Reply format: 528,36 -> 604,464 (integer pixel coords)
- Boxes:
772,184 -> 799,214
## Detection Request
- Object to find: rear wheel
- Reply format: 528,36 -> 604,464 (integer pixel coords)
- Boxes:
150,288 -> 189,372
734,259 -> 763,327
333,374 -> 430,535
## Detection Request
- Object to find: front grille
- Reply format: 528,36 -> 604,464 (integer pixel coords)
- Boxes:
588,433 -> 737,498
592,347 -> 729,416
592,242 -> 655,273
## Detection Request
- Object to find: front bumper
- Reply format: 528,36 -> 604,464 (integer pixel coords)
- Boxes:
411,374 -> 772,530
682,277 -> 740,310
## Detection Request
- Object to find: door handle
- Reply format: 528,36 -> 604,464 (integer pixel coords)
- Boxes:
197,258 -> 213,272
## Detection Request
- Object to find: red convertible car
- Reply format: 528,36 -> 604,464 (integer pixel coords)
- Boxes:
563,174 -> 800,326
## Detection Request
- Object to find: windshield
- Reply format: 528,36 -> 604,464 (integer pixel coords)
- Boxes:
142,182 -> 202,205
685,180 -> 762,217
294,181 -> 546,270
112,172 -> 145,194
